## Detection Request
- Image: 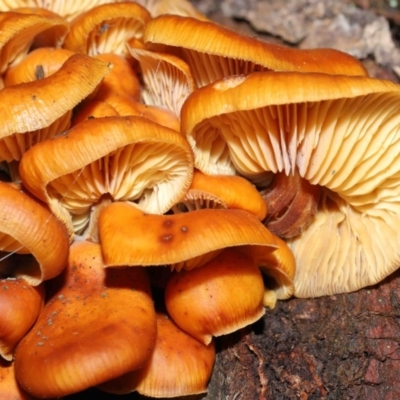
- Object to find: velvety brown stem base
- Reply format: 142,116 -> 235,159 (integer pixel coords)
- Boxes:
261,172 -> 321,238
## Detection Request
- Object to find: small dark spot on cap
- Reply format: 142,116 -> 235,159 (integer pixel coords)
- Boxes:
181,226 -> 188,233
31,95 -> 36,101
163,219 -> 174,228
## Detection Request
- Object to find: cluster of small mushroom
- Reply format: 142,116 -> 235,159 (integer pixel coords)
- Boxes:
1,0 -> 400,399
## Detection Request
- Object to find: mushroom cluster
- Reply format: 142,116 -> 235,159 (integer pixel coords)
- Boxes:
0,0 -> 399,398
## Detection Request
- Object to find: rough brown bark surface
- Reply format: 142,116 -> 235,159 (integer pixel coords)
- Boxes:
205,269 -> 400,400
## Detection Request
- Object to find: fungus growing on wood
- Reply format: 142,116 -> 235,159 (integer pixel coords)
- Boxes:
14,241 -> 157,398
181,71 -> 400,297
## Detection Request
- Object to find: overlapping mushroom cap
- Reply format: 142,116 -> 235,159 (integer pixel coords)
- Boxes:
99,202 -> 295,305
172,169 -> 267,220
0,182 -> 69,285
63,2 -> 151,56
14,241 -> 157,398
19,115 -> 194,238
0,278 -> 44,361
0,53 -> 110,162
0,10 -> 68,73
181,71 -> 400,297
100,312 -> 215,397
144,15 -> 367,88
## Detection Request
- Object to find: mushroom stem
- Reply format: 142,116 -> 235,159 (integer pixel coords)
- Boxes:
261,171 -> 321,238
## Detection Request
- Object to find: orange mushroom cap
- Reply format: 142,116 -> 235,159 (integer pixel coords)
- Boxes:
144,15 -> 367,88
99,312 -> 215,397
0,53 -> 110,162
19,115 -> 193,238
183,71 -> 400,297
63,2 -> 151,56
0,10 -> 68,73
0,182 -> 69,285
3,47 -> 75,87
98,202 -> 279,268
0,278 -> 44,361
165,247 -> 265,344
14,241 -> 157,398
173,169 -> 268,220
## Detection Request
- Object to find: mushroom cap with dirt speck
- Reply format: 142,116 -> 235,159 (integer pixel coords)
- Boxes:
3,47 -> 75,87
0,53 -> 110,162
99,202 -> 295,303
183,70 -> 400,297
14,241 -> 157,399
63,2 -> 151,56
0,10 -> 68,73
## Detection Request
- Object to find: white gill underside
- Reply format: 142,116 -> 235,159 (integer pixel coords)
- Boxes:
0,111 -> 71,162
87,18 -> 145,56
138,54 -> 192,118
289,190 -> 400,298
192,92 -> 400,212
47,141 -> 189,232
